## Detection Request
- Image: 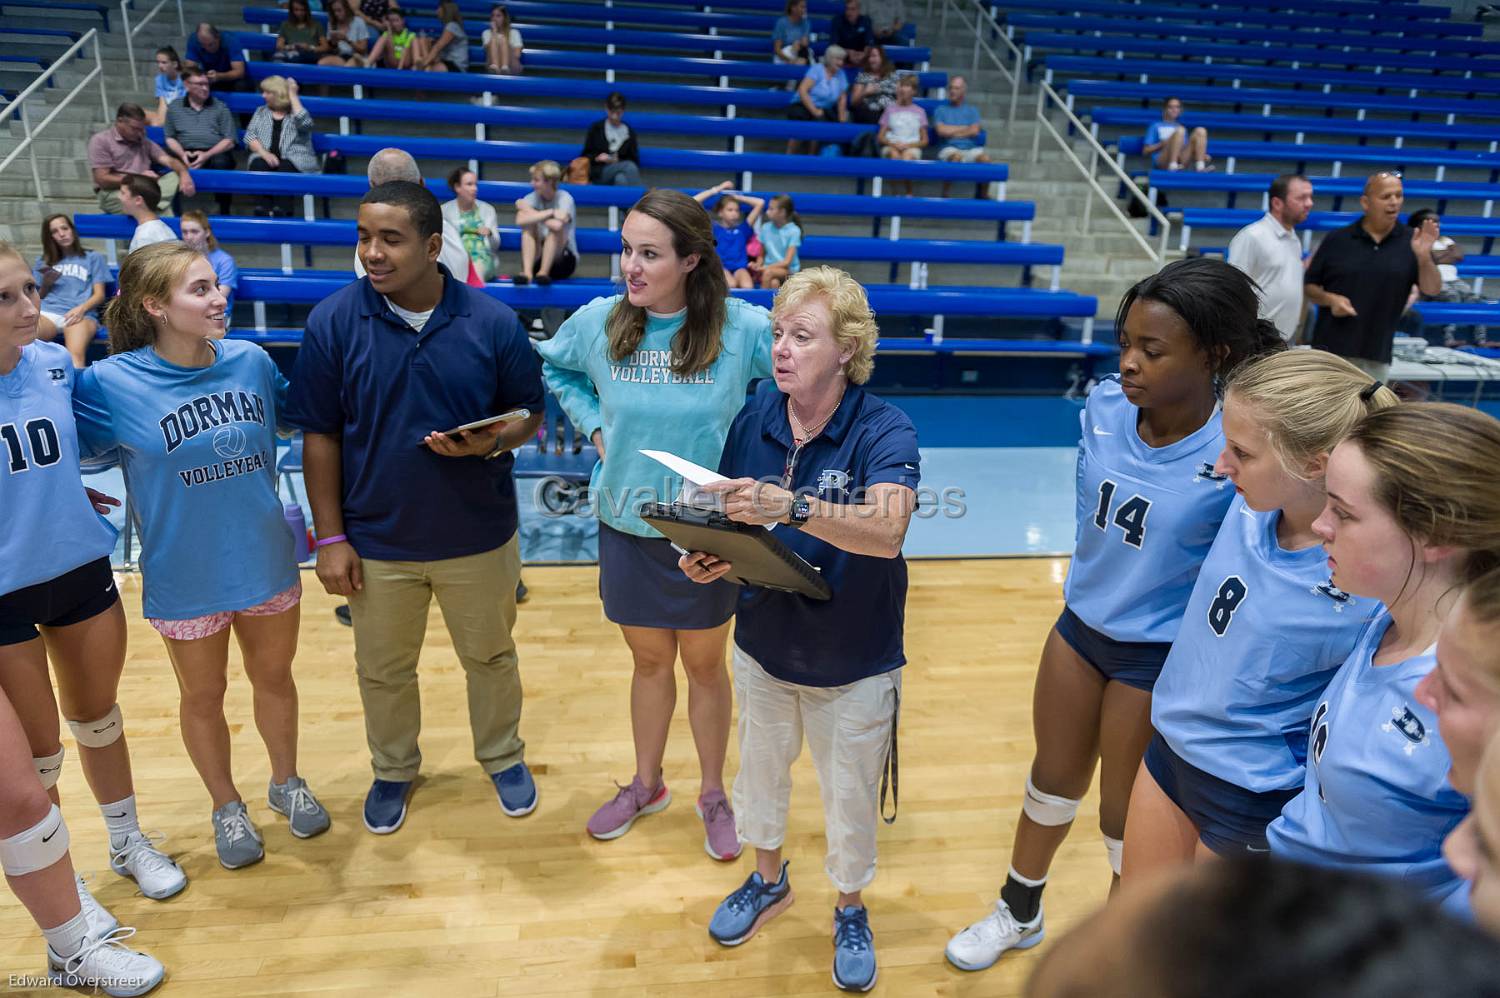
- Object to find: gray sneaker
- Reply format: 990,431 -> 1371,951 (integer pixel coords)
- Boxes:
267,777 -> 331,839
211,801 -> 264,870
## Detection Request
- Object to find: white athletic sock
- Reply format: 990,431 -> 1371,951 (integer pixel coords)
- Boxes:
100,795 -> 140,849
42,909 -> 88,959
1006,865 -> 1048,888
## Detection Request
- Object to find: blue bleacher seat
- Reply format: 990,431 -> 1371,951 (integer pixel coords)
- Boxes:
993,0 -> 1465,31
1088,107 -> 1500,151
0,0 -> 108,28
1146,171 -> 1500,214
1115,136 -> 1500,180
1178,208 -> 1500,254
1063,79 -> 1500,123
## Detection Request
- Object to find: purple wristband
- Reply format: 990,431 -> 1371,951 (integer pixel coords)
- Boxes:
315,534 -> 348,548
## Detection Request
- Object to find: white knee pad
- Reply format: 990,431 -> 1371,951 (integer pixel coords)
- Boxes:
1103,834 -> 1124,876
67,704 -> 123,748
0,804 -> 70,877
33,747 -> 64,790
1022,775 -> 1081,827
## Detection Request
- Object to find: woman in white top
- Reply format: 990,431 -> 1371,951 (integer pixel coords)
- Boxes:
482,3 -> 523,74
442,168 -> 502,281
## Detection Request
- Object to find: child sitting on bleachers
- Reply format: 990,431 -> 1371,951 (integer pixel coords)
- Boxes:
878,75 -> 928,195
757,195 -> 803,290
694,182 -> 766,289
366,8 -> 417,69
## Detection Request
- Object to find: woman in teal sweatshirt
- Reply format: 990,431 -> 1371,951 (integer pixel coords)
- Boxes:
537,189 -> 772,862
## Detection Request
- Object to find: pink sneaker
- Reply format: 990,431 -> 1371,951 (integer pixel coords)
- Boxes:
696,789 -> 742,861
587,776 -> 670,840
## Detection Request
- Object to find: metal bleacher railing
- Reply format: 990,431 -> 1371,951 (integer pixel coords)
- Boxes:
0,28 -> 109,201
121,0 -> 185,90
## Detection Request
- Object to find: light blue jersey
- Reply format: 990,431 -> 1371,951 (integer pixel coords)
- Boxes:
1063,376 -> 1235,643
72,340 -> 298,621
1153,498 -> 1379,792
536,295 -> 773,538
1267,613 -> 1468,902
0,341 -> 117,595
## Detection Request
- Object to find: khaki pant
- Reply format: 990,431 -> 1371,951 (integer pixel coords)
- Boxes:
731,645 -> 901,894
96,171 -> 179,215
348,537 -> 525,781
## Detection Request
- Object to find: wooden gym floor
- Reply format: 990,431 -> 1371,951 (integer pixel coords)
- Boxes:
0,559 -> 1113,997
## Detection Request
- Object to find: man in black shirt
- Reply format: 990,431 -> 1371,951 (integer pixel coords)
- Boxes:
1304,171 -> 1440,382
829,0 -> 875,68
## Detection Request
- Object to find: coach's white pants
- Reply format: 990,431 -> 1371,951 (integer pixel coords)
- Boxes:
731,644 -> 901,894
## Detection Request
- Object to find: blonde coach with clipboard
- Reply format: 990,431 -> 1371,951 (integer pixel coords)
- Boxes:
679,267 -> 920,994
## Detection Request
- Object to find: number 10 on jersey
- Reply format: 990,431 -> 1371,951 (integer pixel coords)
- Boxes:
1093,479 -> 1151,549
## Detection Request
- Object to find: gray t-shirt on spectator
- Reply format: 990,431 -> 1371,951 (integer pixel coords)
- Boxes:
523,189 -> 578,257
438,20 -> 469,70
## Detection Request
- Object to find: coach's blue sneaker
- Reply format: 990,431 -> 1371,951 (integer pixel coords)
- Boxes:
708,862 -> 794,946
492,762 -> 538,817
362,779 -> 412,835
832,905 -> 877,992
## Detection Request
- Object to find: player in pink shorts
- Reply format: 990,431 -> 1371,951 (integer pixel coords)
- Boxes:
72,244 -> 331,872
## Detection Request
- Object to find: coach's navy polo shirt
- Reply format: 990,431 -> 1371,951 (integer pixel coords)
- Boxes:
719,379 -> 921,688
285,266 -> 544,562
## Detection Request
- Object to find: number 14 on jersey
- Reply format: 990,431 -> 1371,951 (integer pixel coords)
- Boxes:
1093,479 -> 1151,549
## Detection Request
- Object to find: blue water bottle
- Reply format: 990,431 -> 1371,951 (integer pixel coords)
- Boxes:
284,502 -> 311,563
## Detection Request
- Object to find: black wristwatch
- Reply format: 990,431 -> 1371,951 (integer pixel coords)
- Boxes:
785,497 -> 813,529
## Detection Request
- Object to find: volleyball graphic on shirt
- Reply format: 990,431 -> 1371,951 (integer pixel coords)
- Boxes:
213,424 -> 247,459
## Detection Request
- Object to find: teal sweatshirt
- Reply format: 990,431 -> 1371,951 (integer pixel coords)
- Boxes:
536,295 -> 773,537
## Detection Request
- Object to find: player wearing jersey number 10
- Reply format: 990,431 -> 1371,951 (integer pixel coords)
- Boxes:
73,242 -> 331,872
0,242 -> 167,995
947,258 -> 1284,974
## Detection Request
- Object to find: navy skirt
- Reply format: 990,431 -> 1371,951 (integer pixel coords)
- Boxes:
598,522 -> 737,630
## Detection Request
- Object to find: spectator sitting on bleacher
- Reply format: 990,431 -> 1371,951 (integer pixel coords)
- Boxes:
864,0 -> 904,46
1227,173 -> 1314,342
1304,171 -> 1441,384
582,93 -> 642,186
88,102 -> 194,214
443,168 -> 502,281
773,0 -> 812,75
245,76 -> 318,216
321,0 -> 372,67
849,45 -> 895,155
482,4 -> 523,75
34,214 -> 108,368
146,47 -> 184,127
367,9 -> 418,70
275,0 -> 328,65
878,75 -> 927,195
179,211 -> 239,319
354,148 -> 474,281
164,67 -> 237,215
514,160 -> 578,286
830,0 -> 875,69
694,181 -> 766,289
789,45 -> 850,155
1142,97 -> 1211,173
931,75 -> 996,199
1407,208 -> 1489,346
122,175 -> 176,255
758,194 -> 802,289
186,23 -> 247,92
416,0 -> 470,73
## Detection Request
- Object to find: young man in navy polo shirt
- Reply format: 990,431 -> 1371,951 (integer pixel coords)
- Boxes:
286,181 -> 545,834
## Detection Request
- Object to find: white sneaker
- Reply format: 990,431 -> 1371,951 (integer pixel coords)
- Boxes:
944,899 -> 1044,972
109,833 -> 187,900
48,926 -> 165,997
76,875 -> 120,937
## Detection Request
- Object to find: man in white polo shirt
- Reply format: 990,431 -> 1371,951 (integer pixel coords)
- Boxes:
1227,173 -> 1314,342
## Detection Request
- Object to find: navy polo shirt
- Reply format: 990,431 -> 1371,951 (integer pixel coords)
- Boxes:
719,379 -> 920,688
284,266 -> 544,562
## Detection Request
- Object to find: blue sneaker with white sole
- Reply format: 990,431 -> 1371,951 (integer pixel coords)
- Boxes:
363,779 -> 412,835
492,762 -> 538,817
708,862 -> 794,946
832,905 -> 878,992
